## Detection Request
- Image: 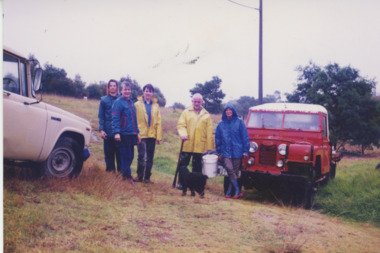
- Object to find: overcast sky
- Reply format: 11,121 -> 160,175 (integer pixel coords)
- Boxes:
3,0 -> 380,106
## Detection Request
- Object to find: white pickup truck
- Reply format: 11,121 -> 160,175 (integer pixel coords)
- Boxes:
3,47 -> 91,178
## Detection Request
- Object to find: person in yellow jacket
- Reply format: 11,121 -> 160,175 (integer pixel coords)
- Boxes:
177,93 -> 214,176
134,84 -> 162,183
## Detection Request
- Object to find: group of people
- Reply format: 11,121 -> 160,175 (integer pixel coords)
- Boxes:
98,79 -> 250,199
98,80 -> 161,185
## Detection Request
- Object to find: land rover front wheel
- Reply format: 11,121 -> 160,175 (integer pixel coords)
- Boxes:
42,137 -> 83,178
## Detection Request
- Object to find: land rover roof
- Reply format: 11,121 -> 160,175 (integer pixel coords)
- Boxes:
249,103 -> 328,114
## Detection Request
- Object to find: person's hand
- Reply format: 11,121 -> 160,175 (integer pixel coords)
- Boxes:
218,154 -> 223,162
114,133 -> 121,142
137,134 -> 141,144
180,135 -> 188,141
156,140 -> 162,145
100,130 -> 107,140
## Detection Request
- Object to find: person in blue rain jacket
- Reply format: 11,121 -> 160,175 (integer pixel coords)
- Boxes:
215,103 -> 250,199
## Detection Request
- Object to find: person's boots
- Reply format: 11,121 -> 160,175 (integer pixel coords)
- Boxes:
225,182 -> 232,198
231,179 -> 243,199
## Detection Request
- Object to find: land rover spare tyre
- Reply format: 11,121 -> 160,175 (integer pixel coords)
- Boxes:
42,137 -> 84,178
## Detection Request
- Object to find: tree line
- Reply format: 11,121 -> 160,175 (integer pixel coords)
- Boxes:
37,57 -> 379,154
40,63 -> 167,106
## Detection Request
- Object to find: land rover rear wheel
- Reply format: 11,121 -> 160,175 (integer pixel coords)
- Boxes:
42,137 -> 83,178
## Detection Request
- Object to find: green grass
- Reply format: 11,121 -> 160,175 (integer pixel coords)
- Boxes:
315,159 -> 380,225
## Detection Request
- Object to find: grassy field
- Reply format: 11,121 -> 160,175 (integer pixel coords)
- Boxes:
3,94 -> 380,252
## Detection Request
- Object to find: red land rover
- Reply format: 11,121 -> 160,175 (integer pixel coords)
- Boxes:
223,103 -> 341,208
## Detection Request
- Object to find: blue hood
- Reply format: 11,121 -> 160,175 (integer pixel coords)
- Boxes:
222,103 -> 238,121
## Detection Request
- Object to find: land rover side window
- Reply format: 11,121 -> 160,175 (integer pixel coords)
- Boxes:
284,113 -> 319,131
247,112 -> 283,128
3,53 -> 21,94
323,116 -> 327,136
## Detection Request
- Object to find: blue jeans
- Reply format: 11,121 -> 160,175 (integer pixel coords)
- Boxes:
119,145 -> 135,177
137,138 -> 156,180
103,137 -> 121,172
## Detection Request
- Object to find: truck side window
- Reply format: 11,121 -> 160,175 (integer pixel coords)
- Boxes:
323,116 -> 327,137
3,53 -> 21,95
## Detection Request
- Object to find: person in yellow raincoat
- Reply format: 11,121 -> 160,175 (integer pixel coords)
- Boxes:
177,93 -> 214,177
134,84 -> 162,184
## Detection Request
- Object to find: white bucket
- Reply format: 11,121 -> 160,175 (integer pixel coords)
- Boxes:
202,154 -> 218,178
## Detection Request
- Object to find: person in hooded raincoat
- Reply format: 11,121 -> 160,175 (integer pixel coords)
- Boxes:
215,103 -> 250,199
177,93 -> 214,175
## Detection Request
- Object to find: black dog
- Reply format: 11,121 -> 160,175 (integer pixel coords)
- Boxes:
178,167 -> 208,197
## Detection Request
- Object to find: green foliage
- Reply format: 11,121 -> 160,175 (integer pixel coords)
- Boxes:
153,87 -> 166,107
286,62 -> 380,153
314,160 -> 380,226
86,83 -> 103,99
171,102 -> 185,110
231,96 -> 256,118
41,63 -> 86,98
230,91 -> 280,119
190,76 -> 225,114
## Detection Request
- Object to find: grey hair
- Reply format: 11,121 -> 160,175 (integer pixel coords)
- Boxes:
192,93 -> 203,100
120,81 -> 132,89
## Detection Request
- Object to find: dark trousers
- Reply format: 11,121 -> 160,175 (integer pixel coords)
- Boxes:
179,152 -> 203,173
137,138 -> 156,180
223,158 -> 241,181
119,145 -> 135,177
103,137 -> 121,172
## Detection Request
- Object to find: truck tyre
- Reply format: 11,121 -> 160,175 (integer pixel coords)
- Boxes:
42,137 -> 83,178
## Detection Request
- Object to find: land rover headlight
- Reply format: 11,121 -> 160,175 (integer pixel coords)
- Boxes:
247,157 -> 255,165
249,142 -> 258,153
278,144 -> 287,156
276,159 -> 284,168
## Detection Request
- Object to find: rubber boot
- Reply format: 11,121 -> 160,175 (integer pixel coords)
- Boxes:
225,182 -> 232,198
231,180 -> 243,199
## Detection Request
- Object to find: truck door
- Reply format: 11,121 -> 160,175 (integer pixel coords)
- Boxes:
3,51 -> 48,161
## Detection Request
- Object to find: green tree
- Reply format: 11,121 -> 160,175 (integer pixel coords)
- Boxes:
286,62 -> 380,153
172,102 -> 186,110
42,63 -> 68,93
86,83 -> 103,99
72,74 -> 86,98
153,87 -> 166,107
190,76 -> 225,114
232,96 -> 256,119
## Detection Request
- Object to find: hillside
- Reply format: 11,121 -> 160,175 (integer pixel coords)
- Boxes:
3,95 -> 380,252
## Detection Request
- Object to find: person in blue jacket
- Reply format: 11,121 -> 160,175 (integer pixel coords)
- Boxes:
215,103 -> 250,199
98,79 -> 121,172
112,81 -> 141,184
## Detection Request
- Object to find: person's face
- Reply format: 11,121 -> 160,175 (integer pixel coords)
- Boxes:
143,88 -> 153,101
121,85 -> 131,99
108,82 -> 118,94
192,97 -> 203,111
225,108 -> 233,118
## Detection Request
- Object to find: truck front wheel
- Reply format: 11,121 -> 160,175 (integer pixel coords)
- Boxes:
43,137 -> 83,178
